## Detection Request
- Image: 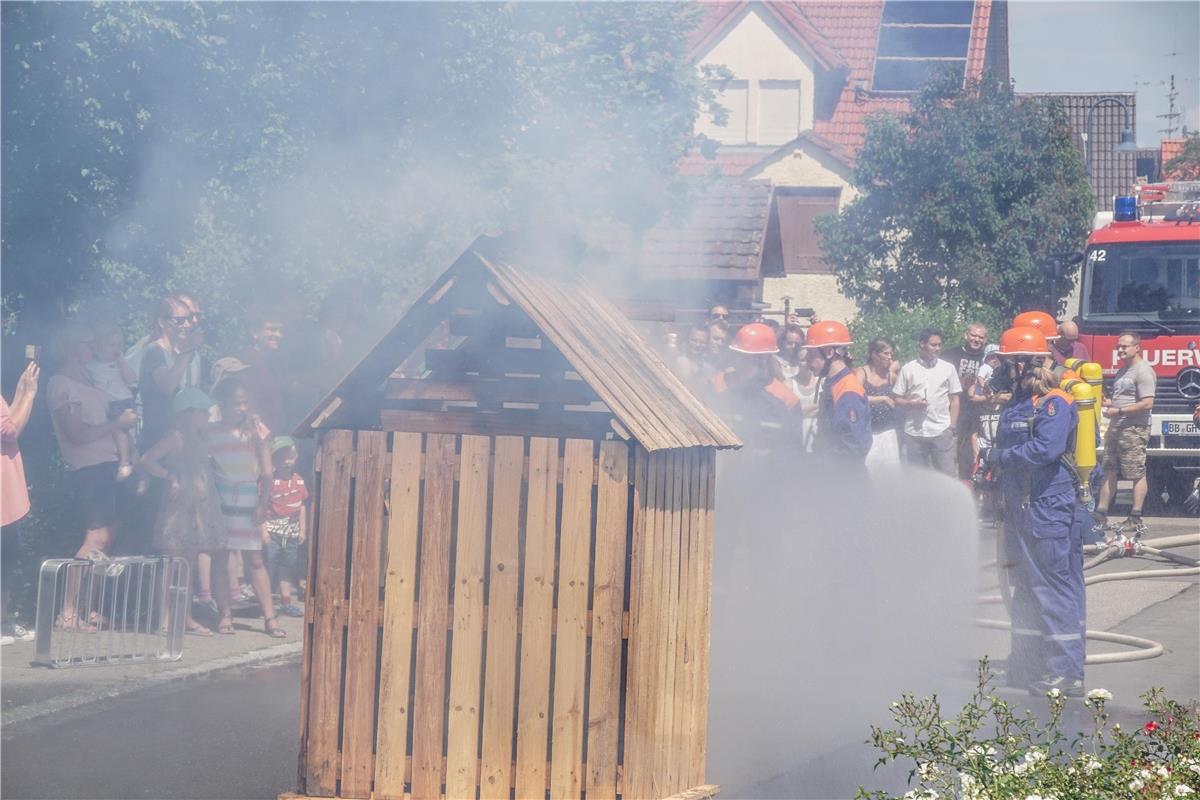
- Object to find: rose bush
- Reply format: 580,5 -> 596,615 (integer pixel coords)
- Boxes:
856,659 -> 1200,800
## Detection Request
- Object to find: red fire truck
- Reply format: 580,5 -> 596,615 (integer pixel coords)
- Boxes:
1077,181 -> 1200,511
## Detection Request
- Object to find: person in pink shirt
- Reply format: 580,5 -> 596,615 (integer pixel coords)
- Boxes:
2,360 -> 39,643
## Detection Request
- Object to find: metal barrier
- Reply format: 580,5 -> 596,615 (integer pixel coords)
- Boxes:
33,555 -> 189,668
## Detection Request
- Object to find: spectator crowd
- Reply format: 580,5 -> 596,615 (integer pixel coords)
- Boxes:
659,304 -> 1155,539
0,291 -> 357,642
0,292 -> 1163,643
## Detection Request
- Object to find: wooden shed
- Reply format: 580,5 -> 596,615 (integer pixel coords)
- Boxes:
287,236 -> 741,800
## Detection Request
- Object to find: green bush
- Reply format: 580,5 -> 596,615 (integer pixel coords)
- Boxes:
856,659 -> 1200,800
850,304 -> 1009,365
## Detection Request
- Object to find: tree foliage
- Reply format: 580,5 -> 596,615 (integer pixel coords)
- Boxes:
2,2 -> 720,350
816,73 -> 1095,321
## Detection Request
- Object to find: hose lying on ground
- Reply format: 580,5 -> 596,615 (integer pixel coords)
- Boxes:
980,531 -> 1200,665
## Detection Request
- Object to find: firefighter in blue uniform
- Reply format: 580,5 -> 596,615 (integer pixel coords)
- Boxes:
984,325 -> 1087,696
805,320 -> 871,468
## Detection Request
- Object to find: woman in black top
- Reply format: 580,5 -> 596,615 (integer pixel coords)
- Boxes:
855,338 -> 901,471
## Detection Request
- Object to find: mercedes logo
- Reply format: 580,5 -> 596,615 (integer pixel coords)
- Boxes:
1179,368 -> 1200,400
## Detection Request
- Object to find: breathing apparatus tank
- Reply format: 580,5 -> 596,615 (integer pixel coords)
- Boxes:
1080,361 -> 1103,390
1064,377 -> 1098,506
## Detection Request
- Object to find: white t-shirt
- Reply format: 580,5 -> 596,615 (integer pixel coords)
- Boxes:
85,358 -> 134,402
893,357 -> 963,437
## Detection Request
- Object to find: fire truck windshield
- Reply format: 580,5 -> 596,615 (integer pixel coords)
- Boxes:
1083,241 -> 1200,321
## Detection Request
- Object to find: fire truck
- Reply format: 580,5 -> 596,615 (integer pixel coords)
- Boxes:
1077,181 -> 1200,511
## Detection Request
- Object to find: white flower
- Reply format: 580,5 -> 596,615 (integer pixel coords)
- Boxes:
1025,748 -> 1046,764
1158,766 -> 1171,778
1086,688 -> 1113,703
1189,763 -> 1200,775
1046,687 -> 1062,699
1175,786 -> 1194,797
1130,779 -> 1145,791
918,762 -> 942,781
1083,757 -> 1104,773
1140,769 -> 1153,780
1013,762 -> 1029,776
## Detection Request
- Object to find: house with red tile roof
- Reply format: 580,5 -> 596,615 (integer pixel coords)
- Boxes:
669,0 -> 1009,323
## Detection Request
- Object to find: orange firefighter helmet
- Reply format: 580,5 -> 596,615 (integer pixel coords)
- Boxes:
1012,310 -> 1059,340
998,326 -> 1051,356
804,320 -> 853,349
728,322 -> 779,354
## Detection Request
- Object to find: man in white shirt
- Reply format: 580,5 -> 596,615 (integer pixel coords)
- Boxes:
892,328 -> 962,476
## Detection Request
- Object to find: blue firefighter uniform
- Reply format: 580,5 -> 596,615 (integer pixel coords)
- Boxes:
990,389 -> 1087,685
816,366 -> 872,465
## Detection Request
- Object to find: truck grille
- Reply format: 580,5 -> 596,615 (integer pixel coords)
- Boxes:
1152,376 -> 1200,415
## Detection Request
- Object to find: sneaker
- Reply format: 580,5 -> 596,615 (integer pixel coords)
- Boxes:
1030,674 -> 1085,698
277,603 -> 304,618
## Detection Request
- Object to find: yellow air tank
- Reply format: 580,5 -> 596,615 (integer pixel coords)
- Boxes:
1068,379 -> 1098,504
1065,357 -> 1085,372
1080,361 -> 1104,389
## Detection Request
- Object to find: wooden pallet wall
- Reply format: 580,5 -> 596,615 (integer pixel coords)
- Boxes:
298,430 -> 714,800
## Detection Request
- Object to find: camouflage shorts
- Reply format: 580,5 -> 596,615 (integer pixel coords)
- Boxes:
1102,423 -> 1150,480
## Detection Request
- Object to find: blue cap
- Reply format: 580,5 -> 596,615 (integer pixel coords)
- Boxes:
172,387 -> 213,415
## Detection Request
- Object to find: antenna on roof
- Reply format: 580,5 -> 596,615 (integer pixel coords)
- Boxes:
1157,74 -> 1183,139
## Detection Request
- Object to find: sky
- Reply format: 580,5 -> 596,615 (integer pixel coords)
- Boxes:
1009,0 -> 1200,146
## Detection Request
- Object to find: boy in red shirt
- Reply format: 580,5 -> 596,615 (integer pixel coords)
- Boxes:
265,437 -> 308,616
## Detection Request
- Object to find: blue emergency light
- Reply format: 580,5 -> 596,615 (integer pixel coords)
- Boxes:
1113,195 -> 1138,221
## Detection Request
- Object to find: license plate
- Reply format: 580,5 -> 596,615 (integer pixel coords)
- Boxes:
1163,421 -> 1200,436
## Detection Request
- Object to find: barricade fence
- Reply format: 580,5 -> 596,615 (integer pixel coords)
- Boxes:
34,555 -> 189,668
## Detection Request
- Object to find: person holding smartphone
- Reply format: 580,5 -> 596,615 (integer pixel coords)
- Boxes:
2,357 -> 40,643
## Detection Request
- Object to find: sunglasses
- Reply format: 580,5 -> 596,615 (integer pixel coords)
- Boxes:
167,313 -> 202,325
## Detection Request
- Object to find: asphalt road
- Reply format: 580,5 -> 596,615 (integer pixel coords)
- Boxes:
2,662 -> 301,800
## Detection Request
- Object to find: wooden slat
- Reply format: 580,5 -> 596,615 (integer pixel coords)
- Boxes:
479,437 -> 524,800
621,447 -> 653,800
487,266 -> 679,453
585,441 -> 629,800
677,449 -> 703,788
670,449 -> 696,793
297,440 -> 325,794
411,434 -> 457,800
381,409 -> 612,441
514,437 -> 559,800
375,433 -> 424,800
651,451 -> 679,799
692,451 -> 716,786
424,346 -> 569,377
444,435 -> 491,800
549,440 -> 595,800
385,377 -> 599,406
306,430 -> 355,796
341,432 -> 389,798
448,308 -> 542,339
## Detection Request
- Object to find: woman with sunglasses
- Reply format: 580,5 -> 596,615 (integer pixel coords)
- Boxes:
137,293 -> 207,452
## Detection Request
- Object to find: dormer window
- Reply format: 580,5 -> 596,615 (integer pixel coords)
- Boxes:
872,0 -> 973,92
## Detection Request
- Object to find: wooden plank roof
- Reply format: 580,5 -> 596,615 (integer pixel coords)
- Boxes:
296,236 -> 741,452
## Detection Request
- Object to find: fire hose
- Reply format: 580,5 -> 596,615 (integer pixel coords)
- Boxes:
978,529 -> 1200,665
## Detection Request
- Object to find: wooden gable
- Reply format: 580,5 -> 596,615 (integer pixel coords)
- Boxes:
297,236 -> 741,452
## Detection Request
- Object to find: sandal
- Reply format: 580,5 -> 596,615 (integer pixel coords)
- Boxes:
185,622 -> 214,637
264,616 -> 287,638
217,614 -> 236,635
